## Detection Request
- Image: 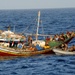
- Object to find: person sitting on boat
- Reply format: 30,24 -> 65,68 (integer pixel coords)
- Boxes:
53,35 -> 56,41
60,43 -> 68,51
64,31 -> 74,40
46,36 -> 50,41
69,45 -> 75,51
53,34 -> 59,41
71,31 -> 75,37
58,34 -> 65,41
55,34 -> 59,41
61,33 -> 65,40
49,36 -> 53,41
28,36 -> 33,46
66,31 -> 71,38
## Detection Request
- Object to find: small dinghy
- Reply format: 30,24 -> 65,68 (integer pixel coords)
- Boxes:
53,48 -> 75,55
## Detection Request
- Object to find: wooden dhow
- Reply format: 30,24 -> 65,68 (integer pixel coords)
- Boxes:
0,46 -> 54,56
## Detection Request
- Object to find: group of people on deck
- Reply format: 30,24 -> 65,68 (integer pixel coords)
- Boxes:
8,35 -> 38,51
45,31 -> 75,51
46,31 -> 75,43
60,31 -> 75,51
60,44 -> 75,52
9,38 -> 25,48
7,31 -> 75,51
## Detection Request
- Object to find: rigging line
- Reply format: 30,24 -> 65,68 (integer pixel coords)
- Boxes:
22,24 -> 30,34
22,19 -> 37,34
41,20 -> 45,39
31,19 -> 37,34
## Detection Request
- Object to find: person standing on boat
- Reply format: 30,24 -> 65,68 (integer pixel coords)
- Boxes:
28,36 -> 33,46
45,36 -> 50,46
13,41 -> 18,48
9,38 -> 13,47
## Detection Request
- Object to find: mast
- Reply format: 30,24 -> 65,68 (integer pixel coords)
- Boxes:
36,11 -> 40,41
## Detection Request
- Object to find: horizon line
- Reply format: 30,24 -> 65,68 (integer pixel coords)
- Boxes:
0,7 -> 75,10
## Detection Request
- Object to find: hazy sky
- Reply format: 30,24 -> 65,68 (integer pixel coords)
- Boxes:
0,0 -> 75,9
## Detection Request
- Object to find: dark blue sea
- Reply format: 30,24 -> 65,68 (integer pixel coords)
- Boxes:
0,8 -> 75,75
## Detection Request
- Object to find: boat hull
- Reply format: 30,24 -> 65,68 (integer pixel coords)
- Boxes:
53,48 -> 75,55
0,48 -> 54,56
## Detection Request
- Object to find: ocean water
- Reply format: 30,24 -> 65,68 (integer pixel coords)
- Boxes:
0,8 -> 75,75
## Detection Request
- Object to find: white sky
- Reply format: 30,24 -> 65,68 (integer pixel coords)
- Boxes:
0,0 -> 75,9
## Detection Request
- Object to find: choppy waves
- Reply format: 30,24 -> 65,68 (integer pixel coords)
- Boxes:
0,8 -> 75,75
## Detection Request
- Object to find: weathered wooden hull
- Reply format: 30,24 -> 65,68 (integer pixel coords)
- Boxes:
53,48 -> 75,55
0,47 -> 54,56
